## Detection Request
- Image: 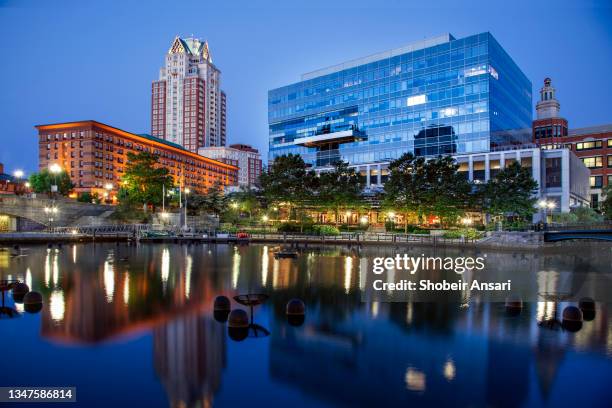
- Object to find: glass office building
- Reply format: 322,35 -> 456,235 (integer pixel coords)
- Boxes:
268,33 -> 532,171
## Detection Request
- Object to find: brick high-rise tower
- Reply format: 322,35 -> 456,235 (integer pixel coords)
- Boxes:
151,36 -> 227,152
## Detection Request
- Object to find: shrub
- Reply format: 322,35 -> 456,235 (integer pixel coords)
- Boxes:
442,228 -> 483,240
313,225 -> 341,236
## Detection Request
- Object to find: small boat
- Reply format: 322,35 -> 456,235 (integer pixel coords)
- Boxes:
274,249 -> 299,259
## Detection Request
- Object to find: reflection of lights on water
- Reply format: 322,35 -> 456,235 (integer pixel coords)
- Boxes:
123,273 -> 129,305
344,257 -> 353,294
405,367 -> 426,391
232,251 -> 241,289
103,258 -> 114,302
52,254 -> 59,286
15,302 -> 24,313
161,248 -> 170,291
371,301 -> 379,318
44,252 -> 51,286
536,301 -> 557,322
443,359 -> 456,381
25,268 -> 32,289
359,258 -> 367,291
272,259 -> 279,289
387,267 -> 395,294
185,255 -> 193,299
49,290 -> 65,322
261,246 -> 269,286
406,302 -> 413,324
72,245 -> 77,263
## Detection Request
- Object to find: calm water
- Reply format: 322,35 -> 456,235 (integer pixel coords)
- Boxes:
0,243 -> 611,407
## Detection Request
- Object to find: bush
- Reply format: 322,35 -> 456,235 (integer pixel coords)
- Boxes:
442,228 -> 483,240
312,225 -> 341,236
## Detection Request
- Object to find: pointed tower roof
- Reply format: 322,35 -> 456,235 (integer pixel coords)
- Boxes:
168,36 -> 212,63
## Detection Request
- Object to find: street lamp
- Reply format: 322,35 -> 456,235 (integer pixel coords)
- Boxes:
360,216 -> 369,225
49,164 -> 61,196
183,188 -> 191,229
262,215 -> 269,234
104,183 -> 113,204
546,201 -> 556,224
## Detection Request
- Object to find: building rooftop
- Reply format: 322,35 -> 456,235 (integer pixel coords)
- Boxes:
301,33 -> 456,81
569,124 -> 612,136
35,120 -> 237,170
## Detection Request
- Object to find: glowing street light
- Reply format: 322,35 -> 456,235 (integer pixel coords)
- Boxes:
13,169 -> 24,179
230,201 -> 239,209
360,216 -> 369,225
49,164 -> 61,174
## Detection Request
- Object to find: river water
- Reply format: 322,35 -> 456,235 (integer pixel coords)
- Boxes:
0,243 -> 610,407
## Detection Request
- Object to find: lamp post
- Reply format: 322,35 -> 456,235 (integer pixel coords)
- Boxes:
546,201 -> 556,225
13,170 -> 24,195
49,164 -> 61,197
262,215 -> 269,234
184,188 -> 190,230
537,199 -> 548,227
104,183 -> 113,204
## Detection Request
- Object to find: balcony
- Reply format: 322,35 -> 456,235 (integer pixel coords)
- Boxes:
293,129 -> 364,147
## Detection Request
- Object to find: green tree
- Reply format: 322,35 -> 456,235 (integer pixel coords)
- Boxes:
231,186 -> 262,220
318,161 -> 362,226
259,154 -> 318,231
384,153 -> 469,231
119,151 -> 174,212
384,153 -> 426,232
188,180 -> 227,217
422,155 -> 471,226
483,161 -> 538,224
28,169 -> 74,196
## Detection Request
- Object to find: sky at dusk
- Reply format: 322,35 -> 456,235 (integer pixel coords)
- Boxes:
0,0 -> 610,174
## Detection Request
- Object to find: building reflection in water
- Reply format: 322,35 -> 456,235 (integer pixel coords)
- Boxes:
153,314 -> 225,408
0,243 -> 610,407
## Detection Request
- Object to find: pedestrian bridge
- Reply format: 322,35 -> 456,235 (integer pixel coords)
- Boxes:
544,229 -> 612,242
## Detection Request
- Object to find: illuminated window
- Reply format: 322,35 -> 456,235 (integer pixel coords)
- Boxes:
407,94 -> 426,106
590,176 -> 603,188
581,156 -> 603,169
576,140 -> 602,150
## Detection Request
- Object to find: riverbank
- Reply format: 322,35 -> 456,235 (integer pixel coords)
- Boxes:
0,231 -> 604,252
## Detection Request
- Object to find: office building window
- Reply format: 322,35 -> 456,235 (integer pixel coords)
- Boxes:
590,175 -> 603,188
581,156 -> 603,169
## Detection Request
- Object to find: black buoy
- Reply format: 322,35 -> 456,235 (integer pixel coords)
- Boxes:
504,295 -> 523,316
228,309 -> 249,328
228,326 -> 249,341
286,299 -> 306,326
214,295 -> 231,312
23,291 -> 43,314
227,309 -> 249,341
578,297 -> 596,321
11,282 -> 29,303
562,306 -> 583,332
214,310 -> 230,323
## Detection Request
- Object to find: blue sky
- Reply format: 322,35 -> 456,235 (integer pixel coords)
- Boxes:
0,0 -> 610,174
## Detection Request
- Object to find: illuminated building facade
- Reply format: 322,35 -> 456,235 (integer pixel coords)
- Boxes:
268,32 -> 532,171
36,120 -> 238,198
152,36 -> 227,152
532,78 -> 612,208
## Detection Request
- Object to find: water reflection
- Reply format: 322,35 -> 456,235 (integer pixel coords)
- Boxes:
0,243 -> 610,407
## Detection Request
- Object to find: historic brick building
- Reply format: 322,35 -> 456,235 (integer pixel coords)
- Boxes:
532,78 -> 611,208
36,121 -> 238,199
